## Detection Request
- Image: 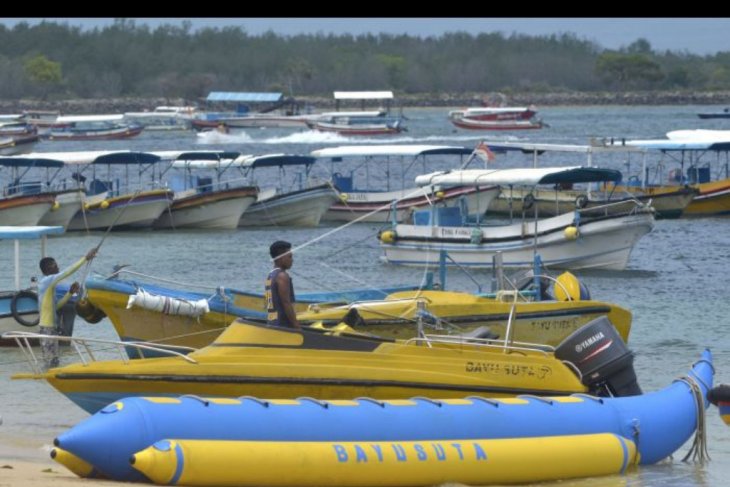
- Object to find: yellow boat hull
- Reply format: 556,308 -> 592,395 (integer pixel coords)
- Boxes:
33,321 -> 590,413
615,178 -> 730,217
300,290 -> 632,346
131,434 -> 637,486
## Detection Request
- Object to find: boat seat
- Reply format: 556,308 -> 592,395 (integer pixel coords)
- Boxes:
459,326 -> 499,341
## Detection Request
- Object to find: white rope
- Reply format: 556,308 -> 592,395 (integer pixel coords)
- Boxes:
112,269 -> 222,293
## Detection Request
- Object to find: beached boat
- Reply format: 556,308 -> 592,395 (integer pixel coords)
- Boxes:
48,348 -> 712,484
312,145 -> 501,223
151,151 -> 259,229
8,314 -> 641,414
79,271 -> 434,354
611,133 -> 730,217
482,141 -> 697,219
380,167 -> 655,270
47,115 -> 144,141
236,154 -> 339,227
0,225 -> 72,346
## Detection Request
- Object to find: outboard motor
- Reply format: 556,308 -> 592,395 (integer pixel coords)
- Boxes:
555,316 -> 642,397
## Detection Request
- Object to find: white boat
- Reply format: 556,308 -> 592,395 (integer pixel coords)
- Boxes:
312,145 -> 501,223
0,155 -> 86,229
26,151 -> 174,231
380,167 -> 655,271
0,225 -> 68,346
235,154 -> 338,227
152,151 -> 259,229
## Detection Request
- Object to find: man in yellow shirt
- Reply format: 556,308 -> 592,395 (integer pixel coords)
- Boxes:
38,246 -> 98,369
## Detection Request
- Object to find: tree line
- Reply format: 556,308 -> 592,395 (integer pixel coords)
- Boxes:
1,19 -> 729,101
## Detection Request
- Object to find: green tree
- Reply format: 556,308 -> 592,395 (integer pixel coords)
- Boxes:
595,52 -> 664,89
24,54 -> 62,99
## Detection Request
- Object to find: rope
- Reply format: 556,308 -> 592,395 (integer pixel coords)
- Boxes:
111,269 -> 223,292
679,374 -> 711,464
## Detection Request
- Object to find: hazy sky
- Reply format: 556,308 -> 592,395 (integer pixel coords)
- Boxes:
2,18 -> 728,55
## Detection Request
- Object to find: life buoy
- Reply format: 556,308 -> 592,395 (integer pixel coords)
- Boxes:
10,290 -> 39,327
575,194 -> 588,209
522,193 -> 535,211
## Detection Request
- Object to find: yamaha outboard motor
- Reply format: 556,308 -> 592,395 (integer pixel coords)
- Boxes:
555,316 -> 642,397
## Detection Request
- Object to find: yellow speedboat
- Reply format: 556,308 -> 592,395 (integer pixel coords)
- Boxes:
12,315 -> 638,415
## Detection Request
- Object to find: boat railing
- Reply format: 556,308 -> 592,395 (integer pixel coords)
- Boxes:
1,331 -> 198,375
404,333 -> 555,355
576,197 -> 651,218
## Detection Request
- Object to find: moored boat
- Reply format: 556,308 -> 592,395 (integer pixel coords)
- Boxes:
450,116 -> 544,130
380,167 -> 655,270
47,115 -> 144,141
312,145 -> 500,224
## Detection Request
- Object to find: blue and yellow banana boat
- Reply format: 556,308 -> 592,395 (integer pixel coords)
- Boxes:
51,349 -> 713,485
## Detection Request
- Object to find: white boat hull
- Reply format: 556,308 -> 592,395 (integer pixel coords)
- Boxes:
239,186 -> 338,227
68,193 -> 172,231
38,190 -> 85,229
155,193 -> 256,230
323,186 -> 499,223
0,198 -> 53,226
382,210 -> 655,271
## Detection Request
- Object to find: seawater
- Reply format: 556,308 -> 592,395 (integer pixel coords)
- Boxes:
1,106 -> 729,486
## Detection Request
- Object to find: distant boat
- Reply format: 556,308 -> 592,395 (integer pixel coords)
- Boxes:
450,116 -> 544,131
448,106 -> 537,121
697,108 -> 730,119
47,115 -> 144,141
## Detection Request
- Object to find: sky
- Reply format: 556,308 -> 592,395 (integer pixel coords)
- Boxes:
1,18 -> 728,55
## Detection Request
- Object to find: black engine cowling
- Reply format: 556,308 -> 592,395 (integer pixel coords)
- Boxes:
555,316 -> 642,397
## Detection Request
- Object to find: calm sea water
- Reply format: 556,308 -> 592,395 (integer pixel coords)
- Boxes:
1,106 -> 729,486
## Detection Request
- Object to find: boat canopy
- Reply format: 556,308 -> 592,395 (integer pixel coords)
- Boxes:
206,92 -> 283,103
9,151 -> 161,165
621,139 -> 730,151
237,154 -> 317,168
0,225 -> 64,239
154,151 -> 241,162
55,115 -> 125,123
0,156 -> 64,168
415,166 -> 623,187
312,145 -> 473,158
333,91 -> 393,100
483,141 -> 646,154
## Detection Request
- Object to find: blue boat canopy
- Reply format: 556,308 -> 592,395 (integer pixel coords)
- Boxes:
89,152 -> 161,165
0,157 -> 64,168
0,226 -> 64,239
238,154 -> 317,168
206,92 -> 283,103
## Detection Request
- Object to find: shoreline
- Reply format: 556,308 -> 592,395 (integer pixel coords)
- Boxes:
1,91 -> 730,115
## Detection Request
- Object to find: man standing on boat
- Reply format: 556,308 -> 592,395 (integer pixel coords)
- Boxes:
38,247 -> 98,369
264,241 -> 300,329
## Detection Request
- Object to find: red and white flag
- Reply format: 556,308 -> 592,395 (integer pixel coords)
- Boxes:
473,141 -> 496,164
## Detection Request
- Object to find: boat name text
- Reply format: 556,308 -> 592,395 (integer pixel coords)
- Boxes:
333,441 -> 488,463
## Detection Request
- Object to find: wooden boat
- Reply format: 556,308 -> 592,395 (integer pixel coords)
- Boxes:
152,151 -> 259,229
56,151 -> 174,231
0,225 -> 71,346
0,155 -> 85,229
380,167 -> 655,270
80,272 -> 435,354
307,118 -> 404,136
235,155 -> 339,227
297,285 -> 632,346
450,116 -> 544,130
8,315 -> 641,414
47,115 -> 144,141
448,106 -> 538,121
48,348 -> 713,484
611,133 -> 730,216
312,145 -> 501,224
480,141 -> 697,219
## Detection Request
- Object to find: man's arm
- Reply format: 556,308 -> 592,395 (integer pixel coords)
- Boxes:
48,248 -> 98,288
275,272 -> 300,329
